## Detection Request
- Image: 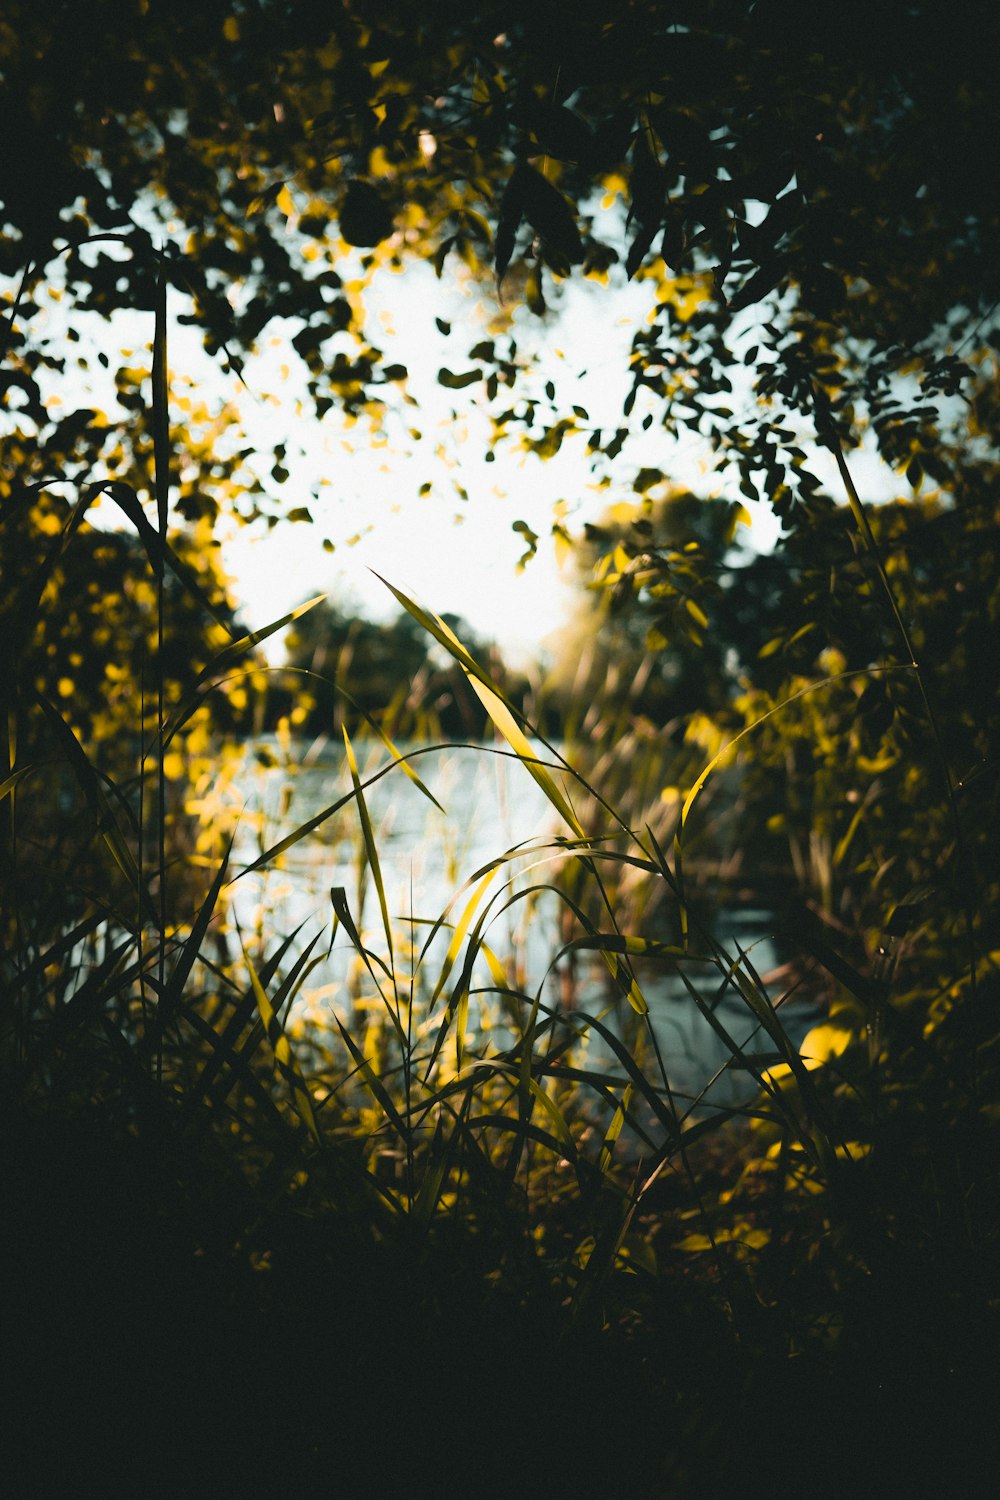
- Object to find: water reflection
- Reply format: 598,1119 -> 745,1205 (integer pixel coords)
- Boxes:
230,739 -> 820,1112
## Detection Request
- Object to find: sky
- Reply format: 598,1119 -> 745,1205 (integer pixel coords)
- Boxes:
35,239 -> 899,666
181,256 -> 783,664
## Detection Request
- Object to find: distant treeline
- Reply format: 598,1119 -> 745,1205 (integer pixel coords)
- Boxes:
261,600 -> 554,742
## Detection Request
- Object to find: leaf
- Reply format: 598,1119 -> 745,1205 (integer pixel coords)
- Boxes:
495,166 -> 527,290
161,594 -> 327,746
727,259 -> 785,313
633,467 -> 664,494
599,1085 -> 633,1175
519,163 -> 583,265
189,593 -> 325,691
96,481 -> 236,638
0,765 -> 34,803
525,262 -> 545,315
628,128 -> 665,229
437,367 -> 482,390
513,518 -> 538,569
333,1013 -> 408,1138
152,836 -> 235,1045
626,216 -> 660,280
330,887 -> 395,992
798,1021 -> 854,1071
429,868 -> 497,1007
374,574 -> 586,838
343,725 -> 393,963
242,937 -> 321,1147
339,179 -> 395,247
525,100 -> 595,163
685,597 -> 709,630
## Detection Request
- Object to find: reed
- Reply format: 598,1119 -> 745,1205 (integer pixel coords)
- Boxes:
2,270 -> 996,1494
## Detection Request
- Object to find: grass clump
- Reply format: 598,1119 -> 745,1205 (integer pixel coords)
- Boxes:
2,293 -> 998,1499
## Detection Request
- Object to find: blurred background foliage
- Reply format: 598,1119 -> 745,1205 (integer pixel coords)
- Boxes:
274,599 -> 528,742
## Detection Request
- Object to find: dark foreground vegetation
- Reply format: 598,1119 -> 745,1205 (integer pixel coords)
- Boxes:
3,2 -> 1000,1494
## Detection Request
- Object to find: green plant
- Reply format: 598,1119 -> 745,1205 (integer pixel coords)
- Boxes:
3,256 -> 998,1498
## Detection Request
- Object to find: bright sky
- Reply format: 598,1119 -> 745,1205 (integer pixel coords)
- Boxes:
197,258 -> 783,664
37,239 -> 899,666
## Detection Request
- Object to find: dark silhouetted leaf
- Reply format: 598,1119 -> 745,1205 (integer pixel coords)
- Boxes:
626,217 -> 660,279
438,367 -> 482,390
338,179 -> 395,247
525,100 -> 595,163
629,129 -> 665,229
727,259 -> 785,313
495,165 -> 527,290
519,163 -> 583,265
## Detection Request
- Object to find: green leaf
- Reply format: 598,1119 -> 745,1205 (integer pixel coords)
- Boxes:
374,574 -> 586,839
343,725 -> 394,964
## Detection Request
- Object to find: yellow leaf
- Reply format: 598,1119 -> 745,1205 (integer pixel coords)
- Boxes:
799,1021 -> 854,1071
675,1233 -> 714,1252
685,597 -> 709,630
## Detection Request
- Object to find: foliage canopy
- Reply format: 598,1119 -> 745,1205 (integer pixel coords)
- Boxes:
3,0 -> 1000,518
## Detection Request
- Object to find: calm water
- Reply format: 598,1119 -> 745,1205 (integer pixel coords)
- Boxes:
229,739 -> 819,1110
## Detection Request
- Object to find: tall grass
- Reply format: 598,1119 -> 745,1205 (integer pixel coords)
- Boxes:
2,269 -> 997,1493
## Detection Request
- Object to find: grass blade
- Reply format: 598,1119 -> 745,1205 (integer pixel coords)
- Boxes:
376,574 -> 585,837
240,934 -> 321,1148
343,725 -> 393,962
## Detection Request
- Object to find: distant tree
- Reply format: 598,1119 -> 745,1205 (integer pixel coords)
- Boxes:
545,490 -> 746,736
557,472 -> 999,952
279,599 -> 506,740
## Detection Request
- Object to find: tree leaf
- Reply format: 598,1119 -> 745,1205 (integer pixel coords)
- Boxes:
338,179 -> 395,247
495,165 -> 527,290
437,367 -> 481,390
519,163 -> 583,265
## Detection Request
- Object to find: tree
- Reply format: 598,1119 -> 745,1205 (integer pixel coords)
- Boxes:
2,0 -> 999,525
0,485 -> 250,943
545,490 -> 745,730
279,599 -> 514,740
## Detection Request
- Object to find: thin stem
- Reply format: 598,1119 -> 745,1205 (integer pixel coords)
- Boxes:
818,406 -> 978,1012
152,259 -> 170,1085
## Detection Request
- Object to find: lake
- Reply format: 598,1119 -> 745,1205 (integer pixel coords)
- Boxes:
228,737 -> 820,1111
